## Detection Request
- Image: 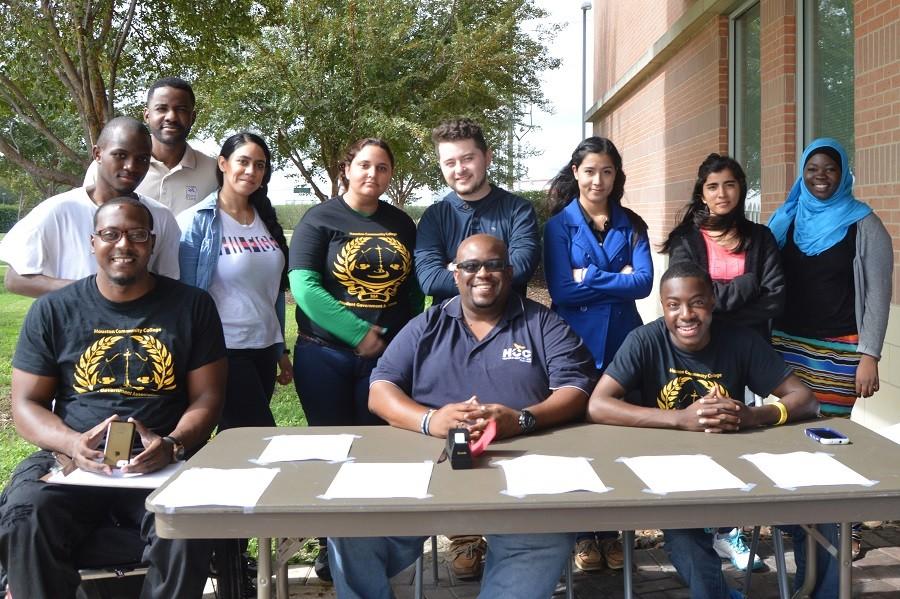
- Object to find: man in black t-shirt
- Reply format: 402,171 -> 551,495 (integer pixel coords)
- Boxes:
588,261 -> 818,599
0,198 -> 227,599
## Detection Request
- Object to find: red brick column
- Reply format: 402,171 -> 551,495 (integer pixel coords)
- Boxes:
854,0 -> 900,300
759,0 -> 797,220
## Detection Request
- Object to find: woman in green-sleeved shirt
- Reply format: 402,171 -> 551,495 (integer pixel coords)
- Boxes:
288,137 -> 423,579
288,137 -> 422,426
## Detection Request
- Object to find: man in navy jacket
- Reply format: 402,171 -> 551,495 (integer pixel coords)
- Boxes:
415,118 -> 540,305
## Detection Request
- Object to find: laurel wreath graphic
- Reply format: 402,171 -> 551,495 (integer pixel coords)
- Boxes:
132,335 -> 176,390
73,335 -> 123,393
657,376 -> 691,410
695,379 -> 730,399
333,235 -> 411,302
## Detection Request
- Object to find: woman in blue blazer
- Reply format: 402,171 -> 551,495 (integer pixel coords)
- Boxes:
544,137 -> 652,372
544,136 -> 652,572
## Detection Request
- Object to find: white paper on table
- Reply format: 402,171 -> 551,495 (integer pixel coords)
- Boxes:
319,462 -> 433,499
493,454 -> 611,498
878,422 -> 900,445
740,451 -> 877,489
153,467 -> 279,509
618,454 -> 752,495
251,434 -> 357,464
46,463 -> 182,489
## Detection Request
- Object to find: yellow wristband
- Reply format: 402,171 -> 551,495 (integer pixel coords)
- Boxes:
771,400 -> 788,426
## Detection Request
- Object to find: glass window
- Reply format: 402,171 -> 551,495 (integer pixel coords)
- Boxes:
731,3 -> 761,222
803,0 -> 854,155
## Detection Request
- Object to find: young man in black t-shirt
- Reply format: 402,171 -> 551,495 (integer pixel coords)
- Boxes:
588,261 -> 818,599
0,198 -> 227,599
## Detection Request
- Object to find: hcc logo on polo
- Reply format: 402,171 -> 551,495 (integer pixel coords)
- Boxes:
501,342 -> 532,364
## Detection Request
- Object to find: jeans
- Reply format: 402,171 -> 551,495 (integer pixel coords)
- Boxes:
329,532 -> 574,599
662,528 -> 731,599
293,338 -> 383,426
781,524 -> 839,599
219,344 -> 280,431
0,451 -> 212,599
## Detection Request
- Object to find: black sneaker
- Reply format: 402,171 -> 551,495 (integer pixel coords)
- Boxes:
314,544 -> 332,582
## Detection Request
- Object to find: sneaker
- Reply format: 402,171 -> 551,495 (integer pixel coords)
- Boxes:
314,544 -> 332,582
599,537 -> 625,570
713,529 -> 764,572
574,538 -> 605,571
449,535 -> 486,579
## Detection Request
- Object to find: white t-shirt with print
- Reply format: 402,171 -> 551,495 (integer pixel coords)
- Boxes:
0,186 -> 180,281
207,209 -> 284,349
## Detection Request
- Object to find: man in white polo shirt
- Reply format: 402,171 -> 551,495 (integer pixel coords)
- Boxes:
1,117 -> 180,297
83,77 -> 217,214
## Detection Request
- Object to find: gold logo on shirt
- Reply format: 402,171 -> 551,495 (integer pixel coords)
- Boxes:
657,372 -> 730,410
73,334 -> 176,394
333,235 -> 411,304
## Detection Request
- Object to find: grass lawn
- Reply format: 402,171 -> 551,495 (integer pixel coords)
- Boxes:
0,265 -> 306,488
0,266 -> 37,486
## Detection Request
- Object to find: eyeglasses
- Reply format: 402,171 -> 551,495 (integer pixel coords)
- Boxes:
452,259 -> 509,274
93,228 -> 152,243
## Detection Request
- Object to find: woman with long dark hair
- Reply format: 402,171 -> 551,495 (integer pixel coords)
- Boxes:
662,153 -> 784,573
662,154 -> 784,339
177,131 -> 292,431
288,137 -> 422,579
543,136 -> 652,572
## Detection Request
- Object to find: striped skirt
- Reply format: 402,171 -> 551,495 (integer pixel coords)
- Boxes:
771,330 -> 860,416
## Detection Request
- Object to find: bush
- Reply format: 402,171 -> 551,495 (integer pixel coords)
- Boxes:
0,205 -> 20,234
275,204 -> 314,232
517,189 -> 551,232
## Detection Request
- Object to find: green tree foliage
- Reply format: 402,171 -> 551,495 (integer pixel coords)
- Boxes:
201,0 -> 558,206
0,0 -> 282,189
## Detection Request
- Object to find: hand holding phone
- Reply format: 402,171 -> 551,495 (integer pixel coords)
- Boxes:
805,427 -> 850,445
103,420 -> 136,466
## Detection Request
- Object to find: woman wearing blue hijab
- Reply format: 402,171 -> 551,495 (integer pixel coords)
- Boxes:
768,138 -> 892,416
769,138 -> 892,582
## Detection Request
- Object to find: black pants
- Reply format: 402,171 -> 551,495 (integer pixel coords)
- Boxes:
0,451 -> 212,599
219,345 -> 279,431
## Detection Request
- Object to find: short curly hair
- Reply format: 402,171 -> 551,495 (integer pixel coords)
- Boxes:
431,118 -> 488,154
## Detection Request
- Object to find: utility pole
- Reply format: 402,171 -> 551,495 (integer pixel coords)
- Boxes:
581,1 -> 593,141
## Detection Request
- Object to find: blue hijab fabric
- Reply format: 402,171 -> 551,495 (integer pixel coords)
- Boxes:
767,138 -> 872,256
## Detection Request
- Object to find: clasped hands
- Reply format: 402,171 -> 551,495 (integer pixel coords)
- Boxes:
680,387 -> 755,433
427,396 -> 520,440
67,414 -> 173,476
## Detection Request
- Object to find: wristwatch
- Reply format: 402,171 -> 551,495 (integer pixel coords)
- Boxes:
518,409 -> 537,434
162,435 -> 186,462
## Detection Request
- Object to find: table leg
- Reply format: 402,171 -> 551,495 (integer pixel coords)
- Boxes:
258,537 -> 272,599
623,530 -> 635,599
838,522 -> 851,599
793,525 -> 817,599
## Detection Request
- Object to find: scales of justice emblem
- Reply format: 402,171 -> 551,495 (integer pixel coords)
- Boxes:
73,334 -> 176,394
333,235 -> 411,303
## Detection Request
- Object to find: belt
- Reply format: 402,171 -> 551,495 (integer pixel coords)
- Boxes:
296,331 -> 355,353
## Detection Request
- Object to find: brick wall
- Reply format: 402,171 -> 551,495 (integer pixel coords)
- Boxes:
854,0 -> 900,300
854,0 -> 900,408
592,16 -> 729,249
758,0 -> 797,219
594,0 -> 695,98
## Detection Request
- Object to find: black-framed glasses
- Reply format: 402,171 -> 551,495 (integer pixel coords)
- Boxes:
452,259 -> 508,274
93,228 -> 152,243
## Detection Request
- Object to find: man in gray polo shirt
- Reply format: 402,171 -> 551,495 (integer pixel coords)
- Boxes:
328,234 -> 597,598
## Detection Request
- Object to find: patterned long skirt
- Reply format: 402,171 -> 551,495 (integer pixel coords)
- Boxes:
771,330 -> 860,416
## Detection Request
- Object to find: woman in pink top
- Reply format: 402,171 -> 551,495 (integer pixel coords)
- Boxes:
662,153 -> 784,340
661,153 -> 785,572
